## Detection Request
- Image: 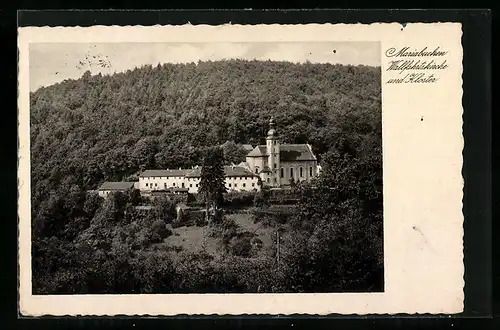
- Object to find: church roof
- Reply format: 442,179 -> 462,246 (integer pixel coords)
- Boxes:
140,169 -> 188,177
247,145 -> 268,157
280,144 -> 317,161
246,144 -> 317,161
98,181 -> 135,191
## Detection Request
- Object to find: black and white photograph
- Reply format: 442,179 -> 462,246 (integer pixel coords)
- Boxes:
17,21 -> 469,316
28,40 -> 384,295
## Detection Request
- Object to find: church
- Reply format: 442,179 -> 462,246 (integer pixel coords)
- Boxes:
99,117 -> 320,198
244,117 -> 320,187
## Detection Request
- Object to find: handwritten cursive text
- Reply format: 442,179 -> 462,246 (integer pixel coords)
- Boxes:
385,46 -> 448,58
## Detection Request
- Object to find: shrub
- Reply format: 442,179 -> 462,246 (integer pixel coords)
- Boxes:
187,201 -> 205,208
220,217 -> 238,231
224,192 -> 256,208
162,245 -> 183,253
194,212 -> 208,227
212,209 -> 224,223
253,193 -> 265,208
186,193 -> 196,204
171,221 -> 182,229
172,209 -> 195,228
261,216 -> 274,228
209,216 -> 239,246
230,236 -> 252,257
152,220 -> 172,241
251,237 -> 263,249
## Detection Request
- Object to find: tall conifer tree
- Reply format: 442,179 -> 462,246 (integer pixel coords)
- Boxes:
199,147 -> 227,221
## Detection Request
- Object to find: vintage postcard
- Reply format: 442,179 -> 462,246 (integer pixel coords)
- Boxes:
18,23 -> 464,316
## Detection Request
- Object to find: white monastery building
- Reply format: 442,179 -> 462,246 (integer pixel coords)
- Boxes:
138,165 -> 260,194
100,117 -> 320,197
97,181 -> 135,197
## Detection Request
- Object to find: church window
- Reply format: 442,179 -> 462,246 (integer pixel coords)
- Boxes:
155,183 -> 158,187
229,184 -> 231,187
274,163 -> 277,169
290,168 -> 294,178
274,140 -> 276,145
196,184 -> 198,188
252,183 -> 255,187
243,183 -> 246,188
280,168 -> 284,178
235,183 -> 237,188
300,167 -> 303,177
255,167 -> 259,174
173,183 -> 176,186
146,183 -> 148,187
310,167 -> 313,177
190,184 -> 192,188
182,183 -> 185,188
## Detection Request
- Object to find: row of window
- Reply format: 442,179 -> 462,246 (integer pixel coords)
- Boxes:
143,176 -> 184,180
227,183 -> 255,188
145,182 -> 256,189
255,166 -> 314,177
282,166 -> 313,178
146,182 -> 191,188
143,176 -> 254,181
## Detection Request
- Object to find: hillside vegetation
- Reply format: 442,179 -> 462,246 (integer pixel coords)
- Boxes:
30,59 -> 383,294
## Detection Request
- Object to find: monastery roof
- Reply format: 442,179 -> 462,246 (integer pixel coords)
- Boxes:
149,187 -> 190,193
246,144 -> 317,161
140,169 -> 188,177
98,181 -> 135,191
224,166 -> 258,177
185,166 -> 258,178
185,167 -> 201,177
170,187 -> 189,192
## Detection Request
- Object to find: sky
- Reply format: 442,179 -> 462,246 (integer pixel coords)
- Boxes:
29,42 -> 381,91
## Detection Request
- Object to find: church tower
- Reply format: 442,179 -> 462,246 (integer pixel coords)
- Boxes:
266,116 -> 280,187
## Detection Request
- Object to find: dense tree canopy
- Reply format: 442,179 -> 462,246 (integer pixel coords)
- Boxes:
30,59 -> 382,294
30,59 -> 380,211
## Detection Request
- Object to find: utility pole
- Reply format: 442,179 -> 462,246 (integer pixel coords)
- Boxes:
276,231 -> 280,264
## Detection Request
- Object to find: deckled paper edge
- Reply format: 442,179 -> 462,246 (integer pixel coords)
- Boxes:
17,22 -> 464,316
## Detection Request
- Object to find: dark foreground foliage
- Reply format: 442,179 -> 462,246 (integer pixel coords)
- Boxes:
31,59 -> 383,294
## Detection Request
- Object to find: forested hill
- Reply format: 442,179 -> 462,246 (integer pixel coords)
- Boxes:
30,59 -> 381,209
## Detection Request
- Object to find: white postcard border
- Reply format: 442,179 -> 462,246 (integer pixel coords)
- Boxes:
18,23 -> 464,316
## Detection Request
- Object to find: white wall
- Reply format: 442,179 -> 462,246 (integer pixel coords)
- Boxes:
139,176 -> 188,191
98,189 -> 132,198
139,175 -> 261,194
186,177 -> 201,194
98,190 -> 109,198
245,156 -> 267,175
279,161 -> 318,185
225,176 -> 260,192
